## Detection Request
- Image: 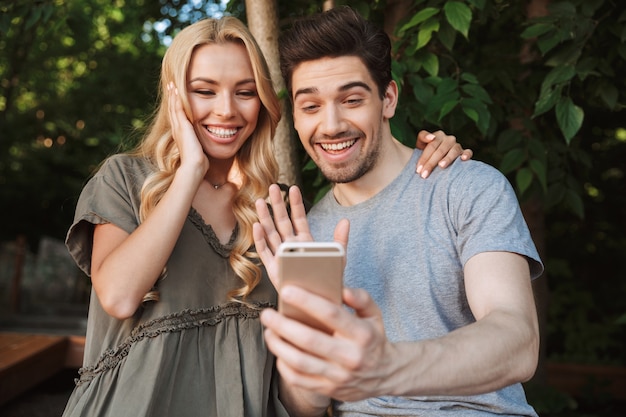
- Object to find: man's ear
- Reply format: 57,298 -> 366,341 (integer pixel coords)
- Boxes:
382,80 -> 398,119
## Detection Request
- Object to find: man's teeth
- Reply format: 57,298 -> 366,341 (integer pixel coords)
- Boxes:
208,127 -> 237,138
320,139 -> 356,151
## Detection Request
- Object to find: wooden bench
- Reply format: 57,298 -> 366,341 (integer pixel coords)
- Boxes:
0,332 -> 85,405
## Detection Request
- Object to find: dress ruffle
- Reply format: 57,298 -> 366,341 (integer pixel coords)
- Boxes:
76,302 -> 273,386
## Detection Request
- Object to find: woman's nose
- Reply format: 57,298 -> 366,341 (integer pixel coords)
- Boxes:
214,94 -> 235,118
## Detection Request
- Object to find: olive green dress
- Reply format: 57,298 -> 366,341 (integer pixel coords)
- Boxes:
62,155 -> 289,417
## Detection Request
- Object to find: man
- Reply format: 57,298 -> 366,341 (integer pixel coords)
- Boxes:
253,6 -> 543,417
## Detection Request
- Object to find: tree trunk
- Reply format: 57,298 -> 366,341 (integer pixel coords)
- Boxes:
245,0 -> 300,186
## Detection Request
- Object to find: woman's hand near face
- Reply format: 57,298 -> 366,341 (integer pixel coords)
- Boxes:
167,82 -> 210,178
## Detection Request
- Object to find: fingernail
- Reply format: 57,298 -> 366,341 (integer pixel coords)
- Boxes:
416,164 -> 423,173
421,169 -> 429,179
439,161 -> 446,167
426,134 -> 435,140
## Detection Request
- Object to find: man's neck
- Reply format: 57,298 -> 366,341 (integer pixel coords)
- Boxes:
332,138 -> 413,206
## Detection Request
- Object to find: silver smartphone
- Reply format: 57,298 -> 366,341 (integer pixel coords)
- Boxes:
277,241 -> 345,333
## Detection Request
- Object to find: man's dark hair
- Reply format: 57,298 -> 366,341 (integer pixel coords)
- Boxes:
279,6 -> 392,100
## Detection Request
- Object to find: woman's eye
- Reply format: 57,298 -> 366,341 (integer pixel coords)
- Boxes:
195,90 -> 215,96
238,90 -> 258,98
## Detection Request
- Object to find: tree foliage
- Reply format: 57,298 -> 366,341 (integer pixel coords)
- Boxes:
0,0 -> 164,244
377,0 -> 626,366
1,0 -> 624,368
387,0 -> 626,214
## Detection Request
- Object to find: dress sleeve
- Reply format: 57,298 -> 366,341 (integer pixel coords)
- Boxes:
65,155 -> 147,276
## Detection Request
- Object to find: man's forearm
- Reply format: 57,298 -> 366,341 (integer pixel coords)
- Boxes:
386,309 -> 539,397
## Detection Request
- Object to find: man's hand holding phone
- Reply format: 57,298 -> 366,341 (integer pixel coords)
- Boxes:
254,184 -> 393,402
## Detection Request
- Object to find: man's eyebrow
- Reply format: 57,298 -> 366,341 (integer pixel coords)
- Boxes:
294,82 -> 372,100
339,81 -> 371,92
294,86 -> 318,100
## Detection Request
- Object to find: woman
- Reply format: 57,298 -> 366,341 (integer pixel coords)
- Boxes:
62,16 -> 467,417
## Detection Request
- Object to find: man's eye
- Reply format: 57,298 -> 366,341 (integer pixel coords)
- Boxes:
345,98 -> 363,106
300,104 -> 319,112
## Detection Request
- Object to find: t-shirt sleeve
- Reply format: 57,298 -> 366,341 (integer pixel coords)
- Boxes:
65,156 -> 145,276
452,162 -> 544,279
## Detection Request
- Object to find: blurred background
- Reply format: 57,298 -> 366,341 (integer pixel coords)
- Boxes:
1,0 -> 625,415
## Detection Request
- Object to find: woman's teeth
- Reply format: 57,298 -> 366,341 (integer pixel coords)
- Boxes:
320,139 -> 356,151
207,127 -> 237,138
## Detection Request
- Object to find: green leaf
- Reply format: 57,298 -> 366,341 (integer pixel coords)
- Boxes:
520,23 -> 554,39
437,21 -> 456,51
516,168 -> 534,194
439,99 -> 459,120
461,98 -> 490,135
443,1 -> 472,39
462,107 -> 479,122
467,0 -> 486,9
436,77 -> 458,95
555,97 -> 584,143
398,7 -> 439,34
546,183 -> 567,209
461,83 -> 492,104
460,72 -> 479,84
599,83 -> 618,109
25,5 -> 43,30
422,52 -> 439,77
575,57 -> 600,80
500,149 -> 526,175
425,91 -> 459,120
537,32 -> 561,55
545,45 -> 582,67
541,65 -> 576,94
416,18 -> 440,50
532,85 -> 561,118
303,158 -> 318,171
581,0 -> 604,16
529,159 -> 548,192
565,189 -> 585,218
528,138 -> 547,164
42,4 -> 55,22
417,29 -> 434,50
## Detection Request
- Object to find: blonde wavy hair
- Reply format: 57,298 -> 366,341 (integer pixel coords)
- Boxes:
130,17 -> 280,304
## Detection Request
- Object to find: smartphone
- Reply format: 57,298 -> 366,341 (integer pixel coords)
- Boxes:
277,241 -> 345,333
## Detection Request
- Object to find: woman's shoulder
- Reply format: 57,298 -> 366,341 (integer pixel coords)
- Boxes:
97,153 -> 155,177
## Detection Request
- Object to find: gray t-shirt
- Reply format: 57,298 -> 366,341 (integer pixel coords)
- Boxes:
308,149 -> 543,417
